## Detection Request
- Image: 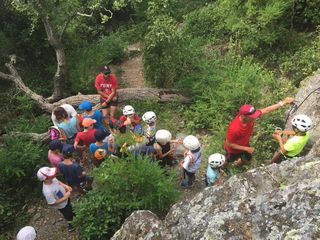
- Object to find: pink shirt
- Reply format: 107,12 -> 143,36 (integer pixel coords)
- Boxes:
48,150 -> 63,169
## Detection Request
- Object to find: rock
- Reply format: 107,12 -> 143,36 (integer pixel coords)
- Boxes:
112,155 -> 320,239
285,71 -> 320,148
32,213 -> 41,222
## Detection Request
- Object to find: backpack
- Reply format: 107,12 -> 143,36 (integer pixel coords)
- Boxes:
48,126 -> 61,140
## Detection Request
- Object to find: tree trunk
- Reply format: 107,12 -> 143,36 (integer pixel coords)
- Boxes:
41,15 -> 66,102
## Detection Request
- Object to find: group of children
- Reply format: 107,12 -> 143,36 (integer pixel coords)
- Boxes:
35,90 -> 313,234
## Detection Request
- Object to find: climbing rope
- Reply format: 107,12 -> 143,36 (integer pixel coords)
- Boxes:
284,86 -> 320,127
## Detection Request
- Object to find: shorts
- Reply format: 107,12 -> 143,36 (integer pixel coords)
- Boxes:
225,149 -> 252,163
100,97 -> 118,109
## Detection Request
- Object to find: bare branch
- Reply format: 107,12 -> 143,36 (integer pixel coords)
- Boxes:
76,11 -> 93,17
0,131 -> 50,143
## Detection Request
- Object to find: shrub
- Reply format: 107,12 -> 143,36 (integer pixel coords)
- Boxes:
73,154 -> 180,239
0,137 -> 45,231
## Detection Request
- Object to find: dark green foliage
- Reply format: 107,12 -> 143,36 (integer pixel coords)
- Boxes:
73,155 -> 180,239
0,137 -> 45,231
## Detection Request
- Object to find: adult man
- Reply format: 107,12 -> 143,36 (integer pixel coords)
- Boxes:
224,97 -> 294,166
94,65 -> 118,123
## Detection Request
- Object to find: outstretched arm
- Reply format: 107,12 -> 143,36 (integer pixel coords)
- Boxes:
260,97 -> 294,115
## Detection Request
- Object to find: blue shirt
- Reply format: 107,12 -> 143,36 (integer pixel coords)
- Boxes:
206,165 -> 220,187
85,110 -> 104,131
58,161 -> 83,185
89,143 -> 109,154
58,117 -> 78,139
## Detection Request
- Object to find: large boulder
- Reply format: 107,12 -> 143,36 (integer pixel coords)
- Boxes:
112,155 -> 320,239
285,71 -> 320,147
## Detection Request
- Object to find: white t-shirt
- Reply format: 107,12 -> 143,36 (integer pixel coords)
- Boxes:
51,104 -> 77,126
42,178 -> 68,209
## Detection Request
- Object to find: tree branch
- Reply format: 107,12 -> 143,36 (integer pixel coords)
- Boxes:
0,131 -> 50,143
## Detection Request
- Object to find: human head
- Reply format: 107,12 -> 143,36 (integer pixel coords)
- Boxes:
82,118 -> 96,129
239,104 -> 262,122
208,153 -> 225,169
49,139 -> 63,152
94,129 -> 109,142
102,65 -> 111,77
37,167 -> 56,181
291,114 -> 312,133
123,105 -> 135,117
62,144 -> 75,158
183,135 -> 200,152
16,226 -> 37,240
155,129 -> 172,145
142,111 -> 157,125
53,107 -> 68,122
79,100 -> 93,111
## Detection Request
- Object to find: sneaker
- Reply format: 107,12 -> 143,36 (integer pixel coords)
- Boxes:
180,180 -> 189,188
68,224 -> 76,232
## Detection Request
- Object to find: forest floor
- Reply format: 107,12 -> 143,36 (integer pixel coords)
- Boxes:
25,48 -> 206,240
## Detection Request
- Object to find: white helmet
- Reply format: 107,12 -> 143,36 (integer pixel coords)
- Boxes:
155,129 -> 172,144
183,135 -> 200,151
208,153 -> 225,168
142,111 -> 157,124
291,114 -> 312,132
123,105 -> 135,116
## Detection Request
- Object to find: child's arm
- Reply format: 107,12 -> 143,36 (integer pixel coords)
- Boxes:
59,181 -> 73,192
273,132 -> 287,155
48,190 -> 71,206
59,128 -> 67,141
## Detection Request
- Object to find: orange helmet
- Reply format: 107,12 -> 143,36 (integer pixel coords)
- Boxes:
94,148 -> 107,160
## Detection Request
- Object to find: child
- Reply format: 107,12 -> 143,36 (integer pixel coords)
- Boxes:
272,114 -> 312,164
142,111 -> 157,146
90,129 -> 110,166
79,100 -> 105,131
56,107 -> 81,144
205,153 -> 225,187
154,129 -> 182,167
118,105 -> 140,133
48,139 -> 64,168
74,118 -> 97,163
180,135 -> 202,188
58,145 -> 92,194
37,166 -> 75,232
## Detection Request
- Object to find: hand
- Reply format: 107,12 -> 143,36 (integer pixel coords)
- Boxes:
101,102 -> 107,107
283,97 -> 294,105
246,147 -> 255,155
273,133 -> 282,141
65,190 -> 71,197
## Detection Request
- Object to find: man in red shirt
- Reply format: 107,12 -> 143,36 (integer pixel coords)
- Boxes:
94,65 -> 118,123
224,97 -> 294,167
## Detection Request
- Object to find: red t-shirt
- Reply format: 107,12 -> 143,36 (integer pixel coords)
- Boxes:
95,73 -> 118,101
119,113 -> 140,127
224,113 -> 260,154
75,129 -> 97,147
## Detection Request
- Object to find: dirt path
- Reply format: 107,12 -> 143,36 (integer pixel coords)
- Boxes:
116,43 -> 146,88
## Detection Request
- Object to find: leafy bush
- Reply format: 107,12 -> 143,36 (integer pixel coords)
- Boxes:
280,28 -> 320,85
0,137 -> 45,231
73,155 -> 180,239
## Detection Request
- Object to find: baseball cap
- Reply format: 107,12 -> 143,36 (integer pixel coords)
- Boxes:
16,226 -> 37,240
37,167 -> 57,181
62,144 -> 75,155
49,139 -> 63,151
94,129 -> 110,141
102,65 -> 111,75
82,118 -> 96,127
239,104 -> 262,118
79,100 -> 93,111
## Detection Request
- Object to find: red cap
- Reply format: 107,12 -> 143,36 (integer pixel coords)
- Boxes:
82,118 -> 96,127
239,104 -> 262,119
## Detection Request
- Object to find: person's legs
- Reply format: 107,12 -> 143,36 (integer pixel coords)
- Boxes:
58,199 -> 75,231
186,171 -> 195,186
109,105 -> 117,119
